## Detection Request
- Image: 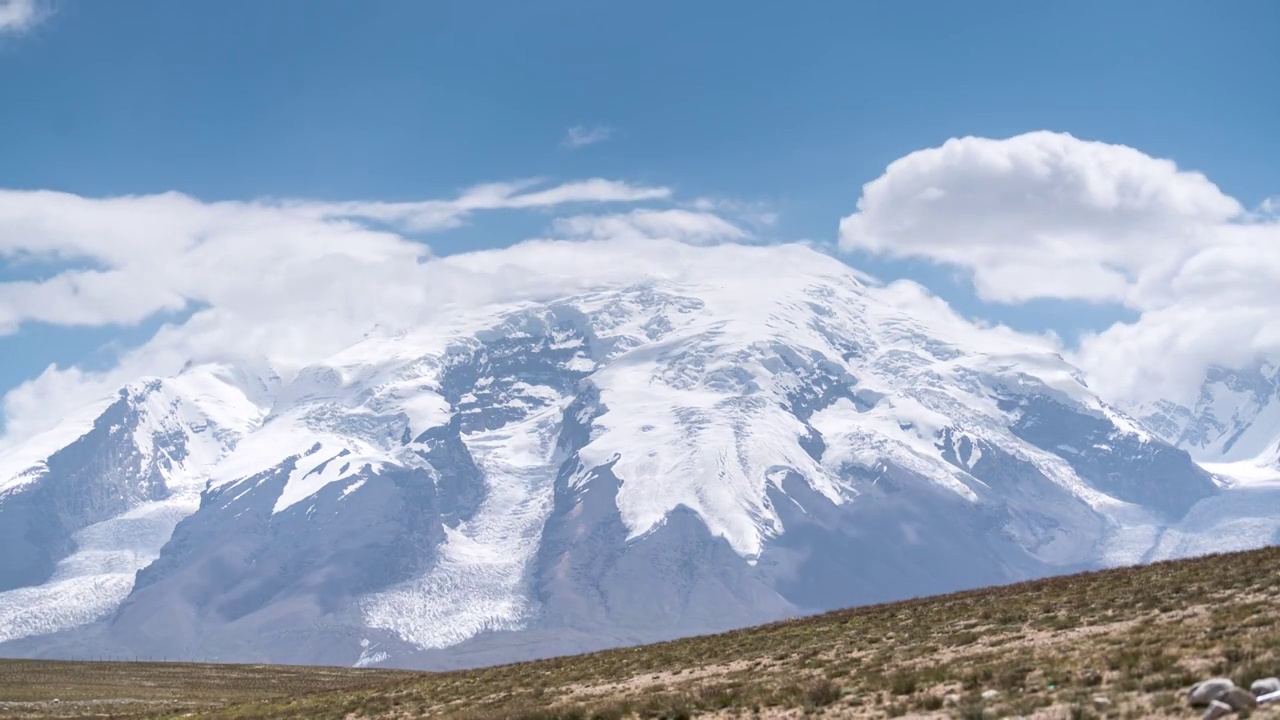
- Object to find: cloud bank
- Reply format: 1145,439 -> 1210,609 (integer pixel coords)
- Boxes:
0,180 -> 750,443
839,131 -> 1280,404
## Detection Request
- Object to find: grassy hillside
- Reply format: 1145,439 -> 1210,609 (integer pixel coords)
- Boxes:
5,546 -> 1280,719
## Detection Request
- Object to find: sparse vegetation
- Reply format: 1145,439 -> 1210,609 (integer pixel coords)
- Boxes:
5,545 -> 1280,718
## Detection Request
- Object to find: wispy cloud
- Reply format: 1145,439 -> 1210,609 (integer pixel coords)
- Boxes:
0,0 -> 43,34
550,208 -> 748,245
298,178 -> 670,232
562,125 -> 614,149
688,197 -> 780,229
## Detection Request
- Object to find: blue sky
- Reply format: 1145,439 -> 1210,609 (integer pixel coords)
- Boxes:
0,0 -> 1278,431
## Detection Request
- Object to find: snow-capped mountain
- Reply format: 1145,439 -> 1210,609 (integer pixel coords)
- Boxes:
0,364 -> 275,645
0,241 -> 1243,668
1136,362 -> 1280,469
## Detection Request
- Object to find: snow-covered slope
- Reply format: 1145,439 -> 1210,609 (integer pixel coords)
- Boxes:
0,241 -> 1231,667
0,365 -> 273,644
1136,362 -> 1280,467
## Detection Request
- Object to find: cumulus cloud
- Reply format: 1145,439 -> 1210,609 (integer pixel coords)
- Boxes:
561,125 -> 614,149
0,0 -> 41,33
839,130 -> 1280,405
1075,221 -> 1280,404
839,131 -> 1243,304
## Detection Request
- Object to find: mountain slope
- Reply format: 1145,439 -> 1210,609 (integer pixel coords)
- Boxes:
0,241 -> 1228,667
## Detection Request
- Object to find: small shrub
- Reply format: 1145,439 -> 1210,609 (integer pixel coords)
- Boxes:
1068,705 -> 1097,720
590,706 -> 626,720
889,672 -> 918,695
804,679 -> 842,707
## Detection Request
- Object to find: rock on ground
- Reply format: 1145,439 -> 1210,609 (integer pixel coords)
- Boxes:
1222,686 -> 1257,711
1189,678 -> 1237,707
1252,677 -> 1280,696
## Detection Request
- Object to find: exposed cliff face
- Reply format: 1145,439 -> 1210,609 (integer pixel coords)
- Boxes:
0,392 -> 173,593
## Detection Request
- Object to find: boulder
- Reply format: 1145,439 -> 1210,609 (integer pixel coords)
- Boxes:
1189,678 -> 1237,707
980,689 -> 1000,701
1222,686 -> 1257,711
1252,677 -> 1280,696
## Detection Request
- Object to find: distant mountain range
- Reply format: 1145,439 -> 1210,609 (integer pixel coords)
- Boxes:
1,241 -> 1276,669
1135,362 -> 1280,468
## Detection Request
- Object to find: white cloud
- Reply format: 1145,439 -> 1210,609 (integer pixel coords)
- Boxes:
838,130 -> 1280,405
0,179 -> 670,333
1075,221 -> 1280,404
550,208 -> 748,245
289,177 -> 669,232
4,132 -> 1275,444
5,233 -> 782,443
839,131 -> 1242,304
0,181 -> 749,444
688,197 -> 779,229
562,125 -> 614,149
0,0 -> 41,33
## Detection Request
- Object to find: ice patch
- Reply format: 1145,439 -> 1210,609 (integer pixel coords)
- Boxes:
273,444 -> 383,514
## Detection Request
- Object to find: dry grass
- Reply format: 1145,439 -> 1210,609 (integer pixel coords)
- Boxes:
0,660 -> 413,718
5,546 -> 1280,719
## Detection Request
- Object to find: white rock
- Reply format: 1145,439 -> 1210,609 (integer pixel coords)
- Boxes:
980,689 -> 1000,701
1189,678 -> 1237,707
1252,677 -> 1280,696
1222,686 -> 1257,711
